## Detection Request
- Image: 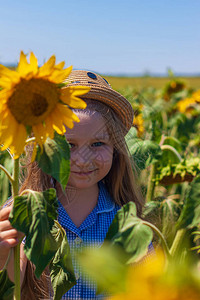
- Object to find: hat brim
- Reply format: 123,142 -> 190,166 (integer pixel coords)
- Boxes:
67,83 -> 133,134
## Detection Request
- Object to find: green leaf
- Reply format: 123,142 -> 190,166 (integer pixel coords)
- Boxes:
0,270 -> 14,300
160,146 -> 181,166
36,132 -> 70,191
126,138 -> 162,170
142,201 -> 161,225
49,221 -> 76,300
160,197 -> 182,245
105,202 -> 153,264
162,136 -> 182,153
9,189 -> 58,278
125,127 -> 138,141
0,152 -> 13,206
176,175 -> 200,229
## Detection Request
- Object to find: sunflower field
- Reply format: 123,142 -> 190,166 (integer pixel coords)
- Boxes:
0,56 -> 200,300
77,75 -> 200,299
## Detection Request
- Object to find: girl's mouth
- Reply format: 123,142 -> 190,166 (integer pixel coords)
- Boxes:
72,170 -> 97,176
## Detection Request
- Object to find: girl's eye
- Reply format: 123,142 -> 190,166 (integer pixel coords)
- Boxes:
68,143 -> 75,149
91,141 -> 105,147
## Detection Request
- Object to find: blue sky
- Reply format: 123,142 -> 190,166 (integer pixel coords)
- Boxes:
0,0 -> 200,75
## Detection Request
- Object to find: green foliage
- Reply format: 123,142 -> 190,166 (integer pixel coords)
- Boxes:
105,202 -> 153,264
176,175 -> 200,230
1,76 -> 199,298
162,136 -> 182,151
7,190 -> 76,299
50,221 -> 76,300
155,157 -> 200,184
143,196 -> 182,246
0,152 -> 13,206
173,114 -> 200,145
36,132 -> 70,192
126,133 -> 162,170
0,270 -> 15,300
9,189 -> 58,278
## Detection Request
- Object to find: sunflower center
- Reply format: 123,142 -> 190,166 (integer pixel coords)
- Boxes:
31,93 -> 48,116
7,78 -> 60,126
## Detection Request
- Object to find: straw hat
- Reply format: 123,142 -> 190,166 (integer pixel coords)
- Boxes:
64,70 -> 134,134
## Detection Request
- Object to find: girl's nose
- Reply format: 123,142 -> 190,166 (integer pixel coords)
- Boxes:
71,146 -> 93,167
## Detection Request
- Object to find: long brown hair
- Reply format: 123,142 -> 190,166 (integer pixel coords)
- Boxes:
19,162 -> 52,299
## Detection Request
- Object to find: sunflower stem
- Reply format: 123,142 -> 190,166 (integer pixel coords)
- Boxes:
142,220 -> 171,261
12,158 -> 21,300
170,228 -> 187,258
0,163 -> 14,185
146,163 -> 157,202
160,145 -> 182,162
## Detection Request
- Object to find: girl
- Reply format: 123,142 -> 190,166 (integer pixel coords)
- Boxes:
0,70 -> 144,299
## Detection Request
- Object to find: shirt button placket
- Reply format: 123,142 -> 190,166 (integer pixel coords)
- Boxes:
74,236 -> 83,248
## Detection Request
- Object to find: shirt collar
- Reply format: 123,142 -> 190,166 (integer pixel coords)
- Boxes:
57,181 -> 116,234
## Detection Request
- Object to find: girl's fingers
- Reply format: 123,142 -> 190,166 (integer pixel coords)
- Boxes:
0,206 -> 12,221
0,238 -> 19,249
0,207 -> 24,239
0,220 -> 13,232
0,229 -> 18,242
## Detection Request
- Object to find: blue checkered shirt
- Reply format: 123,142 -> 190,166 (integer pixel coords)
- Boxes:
57,181 -> 120,299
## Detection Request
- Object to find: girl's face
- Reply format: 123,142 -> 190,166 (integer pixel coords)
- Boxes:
65,111 -> 114,189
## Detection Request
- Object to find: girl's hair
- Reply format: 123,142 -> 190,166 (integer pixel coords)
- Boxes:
19,99 -> 144,298
21,263 -> 50,300
19,163 -> 52,299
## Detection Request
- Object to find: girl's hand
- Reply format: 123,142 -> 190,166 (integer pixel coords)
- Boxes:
0,206 -> 23,270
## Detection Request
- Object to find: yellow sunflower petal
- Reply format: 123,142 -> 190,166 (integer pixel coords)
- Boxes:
56,104 -> 80,129
32,124 -> 46,148
61,86 -> 89,108
55,61 -> 65,70
18,51 -> 32,77
0,111 -> 19,150
31,142 -> 37,162
56,103 -> 80,123
50,107 -> 66,134
38,55 -> 56,77
61,116 -> 74,129
64,86 -> 91,97
0,77 -> 12,89
60,114 -> 75,129
192,91 -> 200,103
37,122 -> 48,139
0,90 -> 12,106
44,116 -> 55,139
29,52 -> 38,74
8,123 -> 27,158
49,65 -> 73,83
0,65 -> 20,82
0,105 -> 8,124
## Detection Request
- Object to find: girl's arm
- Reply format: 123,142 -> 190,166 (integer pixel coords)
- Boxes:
0,206 -> 27,286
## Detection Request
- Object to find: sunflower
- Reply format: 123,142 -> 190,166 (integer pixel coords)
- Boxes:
176,90 -> 200,114
176,97 -> 196,113
192,90 -> 200,103
109,251 -> 200,300
132,105 -> 144,137
0,51 -> 90,158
